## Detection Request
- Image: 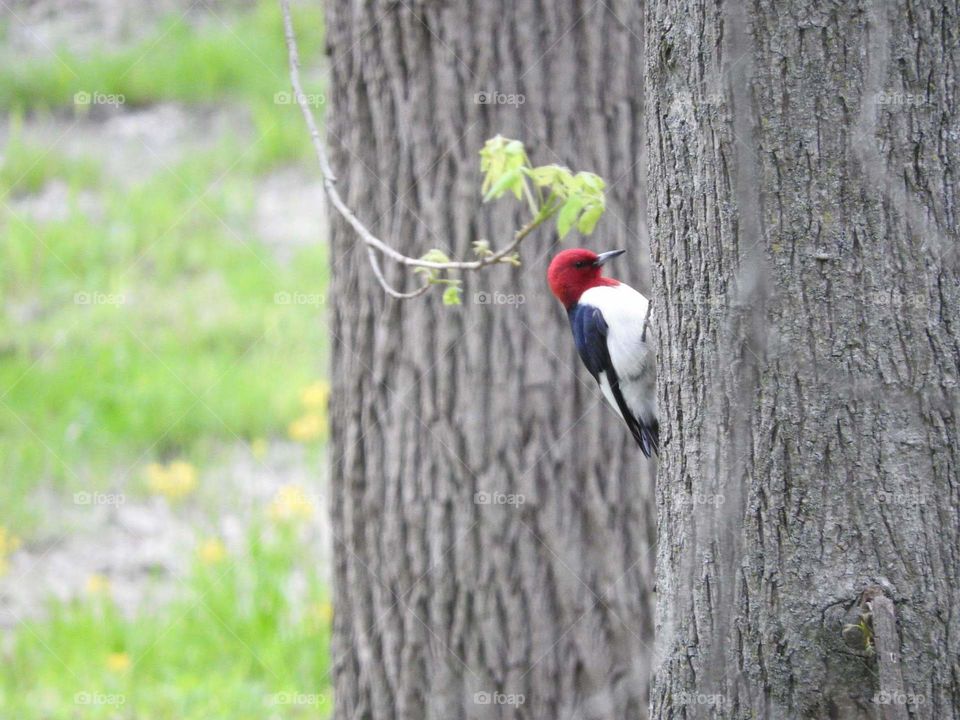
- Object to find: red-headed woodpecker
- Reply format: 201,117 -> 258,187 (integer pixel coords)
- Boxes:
547,248 -> 658,456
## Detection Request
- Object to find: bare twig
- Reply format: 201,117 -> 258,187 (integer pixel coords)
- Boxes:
280,0 -> 541,298
365,247 -> 431,299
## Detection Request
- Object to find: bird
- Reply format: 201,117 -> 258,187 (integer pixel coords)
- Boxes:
547,248 -> 658,456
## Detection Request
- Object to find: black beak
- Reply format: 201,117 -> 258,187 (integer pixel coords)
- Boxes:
593,249 -> 626,267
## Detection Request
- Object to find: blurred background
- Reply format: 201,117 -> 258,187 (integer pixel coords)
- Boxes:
0,1 -> 334,716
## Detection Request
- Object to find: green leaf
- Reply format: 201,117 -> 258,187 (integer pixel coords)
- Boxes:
556,195 -> 585,238
442,286 -> 462,305
557,170 -> 580,192
483,166 -> 523,202
504,140 -> 525,156
479,135 -> 508,165
473,240 -> 493,258
527,164 -> 575,191
525,167 -> 554,187
575,172 -> 606,193
577,205 -> 604,235
420,249 -> 451,264
415,248 -> 450,277
480,136 -> 526,197
512,174 -> 528,201
477,135 -> 608,247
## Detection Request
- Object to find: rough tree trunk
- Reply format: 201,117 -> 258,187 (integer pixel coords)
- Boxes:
324,2 -> 655,718
646,0 -> 959,718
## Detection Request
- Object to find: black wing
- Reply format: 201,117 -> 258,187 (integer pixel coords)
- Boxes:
568,304 -> 658,457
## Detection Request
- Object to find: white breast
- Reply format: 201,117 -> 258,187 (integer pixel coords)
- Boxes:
579,284 -> 651,375
579,283 -> 656,423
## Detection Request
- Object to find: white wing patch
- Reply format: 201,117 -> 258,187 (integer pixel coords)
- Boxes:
597,370 -> 625,421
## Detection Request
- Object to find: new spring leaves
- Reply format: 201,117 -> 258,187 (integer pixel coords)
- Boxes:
479,136 -> 607,237
416,136 -> 608,305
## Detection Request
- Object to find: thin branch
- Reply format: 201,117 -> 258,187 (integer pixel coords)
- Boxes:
280,0 -> 539,288
366,248 -> 431,299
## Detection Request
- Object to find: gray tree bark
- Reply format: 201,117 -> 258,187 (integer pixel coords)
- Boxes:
324,2 -> 655,718
646,0 -> 959,718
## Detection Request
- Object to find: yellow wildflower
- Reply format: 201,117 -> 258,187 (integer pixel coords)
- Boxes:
145,462 -> 166,489
287,413 -> 327,443
268,484 -> 315,523
315,601 -> 333,625
305,600 -> 334,632
146,460 -> 198,500
197,538 -> 227,565
0,527 -> 20,576
251,437 -> 268,460
85,573 -> 111,595
300,381 -> 330,410
106,652 -> 130,673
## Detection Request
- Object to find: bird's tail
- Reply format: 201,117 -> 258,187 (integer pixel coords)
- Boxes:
641,419 -> 659,457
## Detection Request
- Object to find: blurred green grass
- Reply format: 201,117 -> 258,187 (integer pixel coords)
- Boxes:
0,161 -> 329,527
0,2 -> 333,717
0,119 -> 101,195
0,0 -> 330,532
0,2 -> 323,107
1,522 -> 332,719
0,1 -> 325,169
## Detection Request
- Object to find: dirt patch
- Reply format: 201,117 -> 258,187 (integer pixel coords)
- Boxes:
255,166 -> 327,263
0,440 -> 331,626
3,103 -> 327,262
1,103 -> 255,188
2,0 -> 253,56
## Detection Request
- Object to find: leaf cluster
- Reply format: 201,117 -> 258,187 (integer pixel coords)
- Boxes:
479,135 -> 606,238
414,249 -> 463,305
414,136 -> 608,306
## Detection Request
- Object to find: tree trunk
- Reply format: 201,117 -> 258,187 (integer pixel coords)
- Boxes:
646,0 -> 959,718
324,2 -> 654,718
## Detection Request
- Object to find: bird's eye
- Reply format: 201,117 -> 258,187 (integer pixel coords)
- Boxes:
574,261 -> 585,268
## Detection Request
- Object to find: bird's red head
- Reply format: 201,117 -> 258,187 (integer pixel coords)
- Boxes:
547,248 -> 625,308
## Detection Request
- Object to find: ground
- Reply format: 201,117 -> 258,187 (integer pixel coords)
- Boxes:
0,1 -> 334,717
